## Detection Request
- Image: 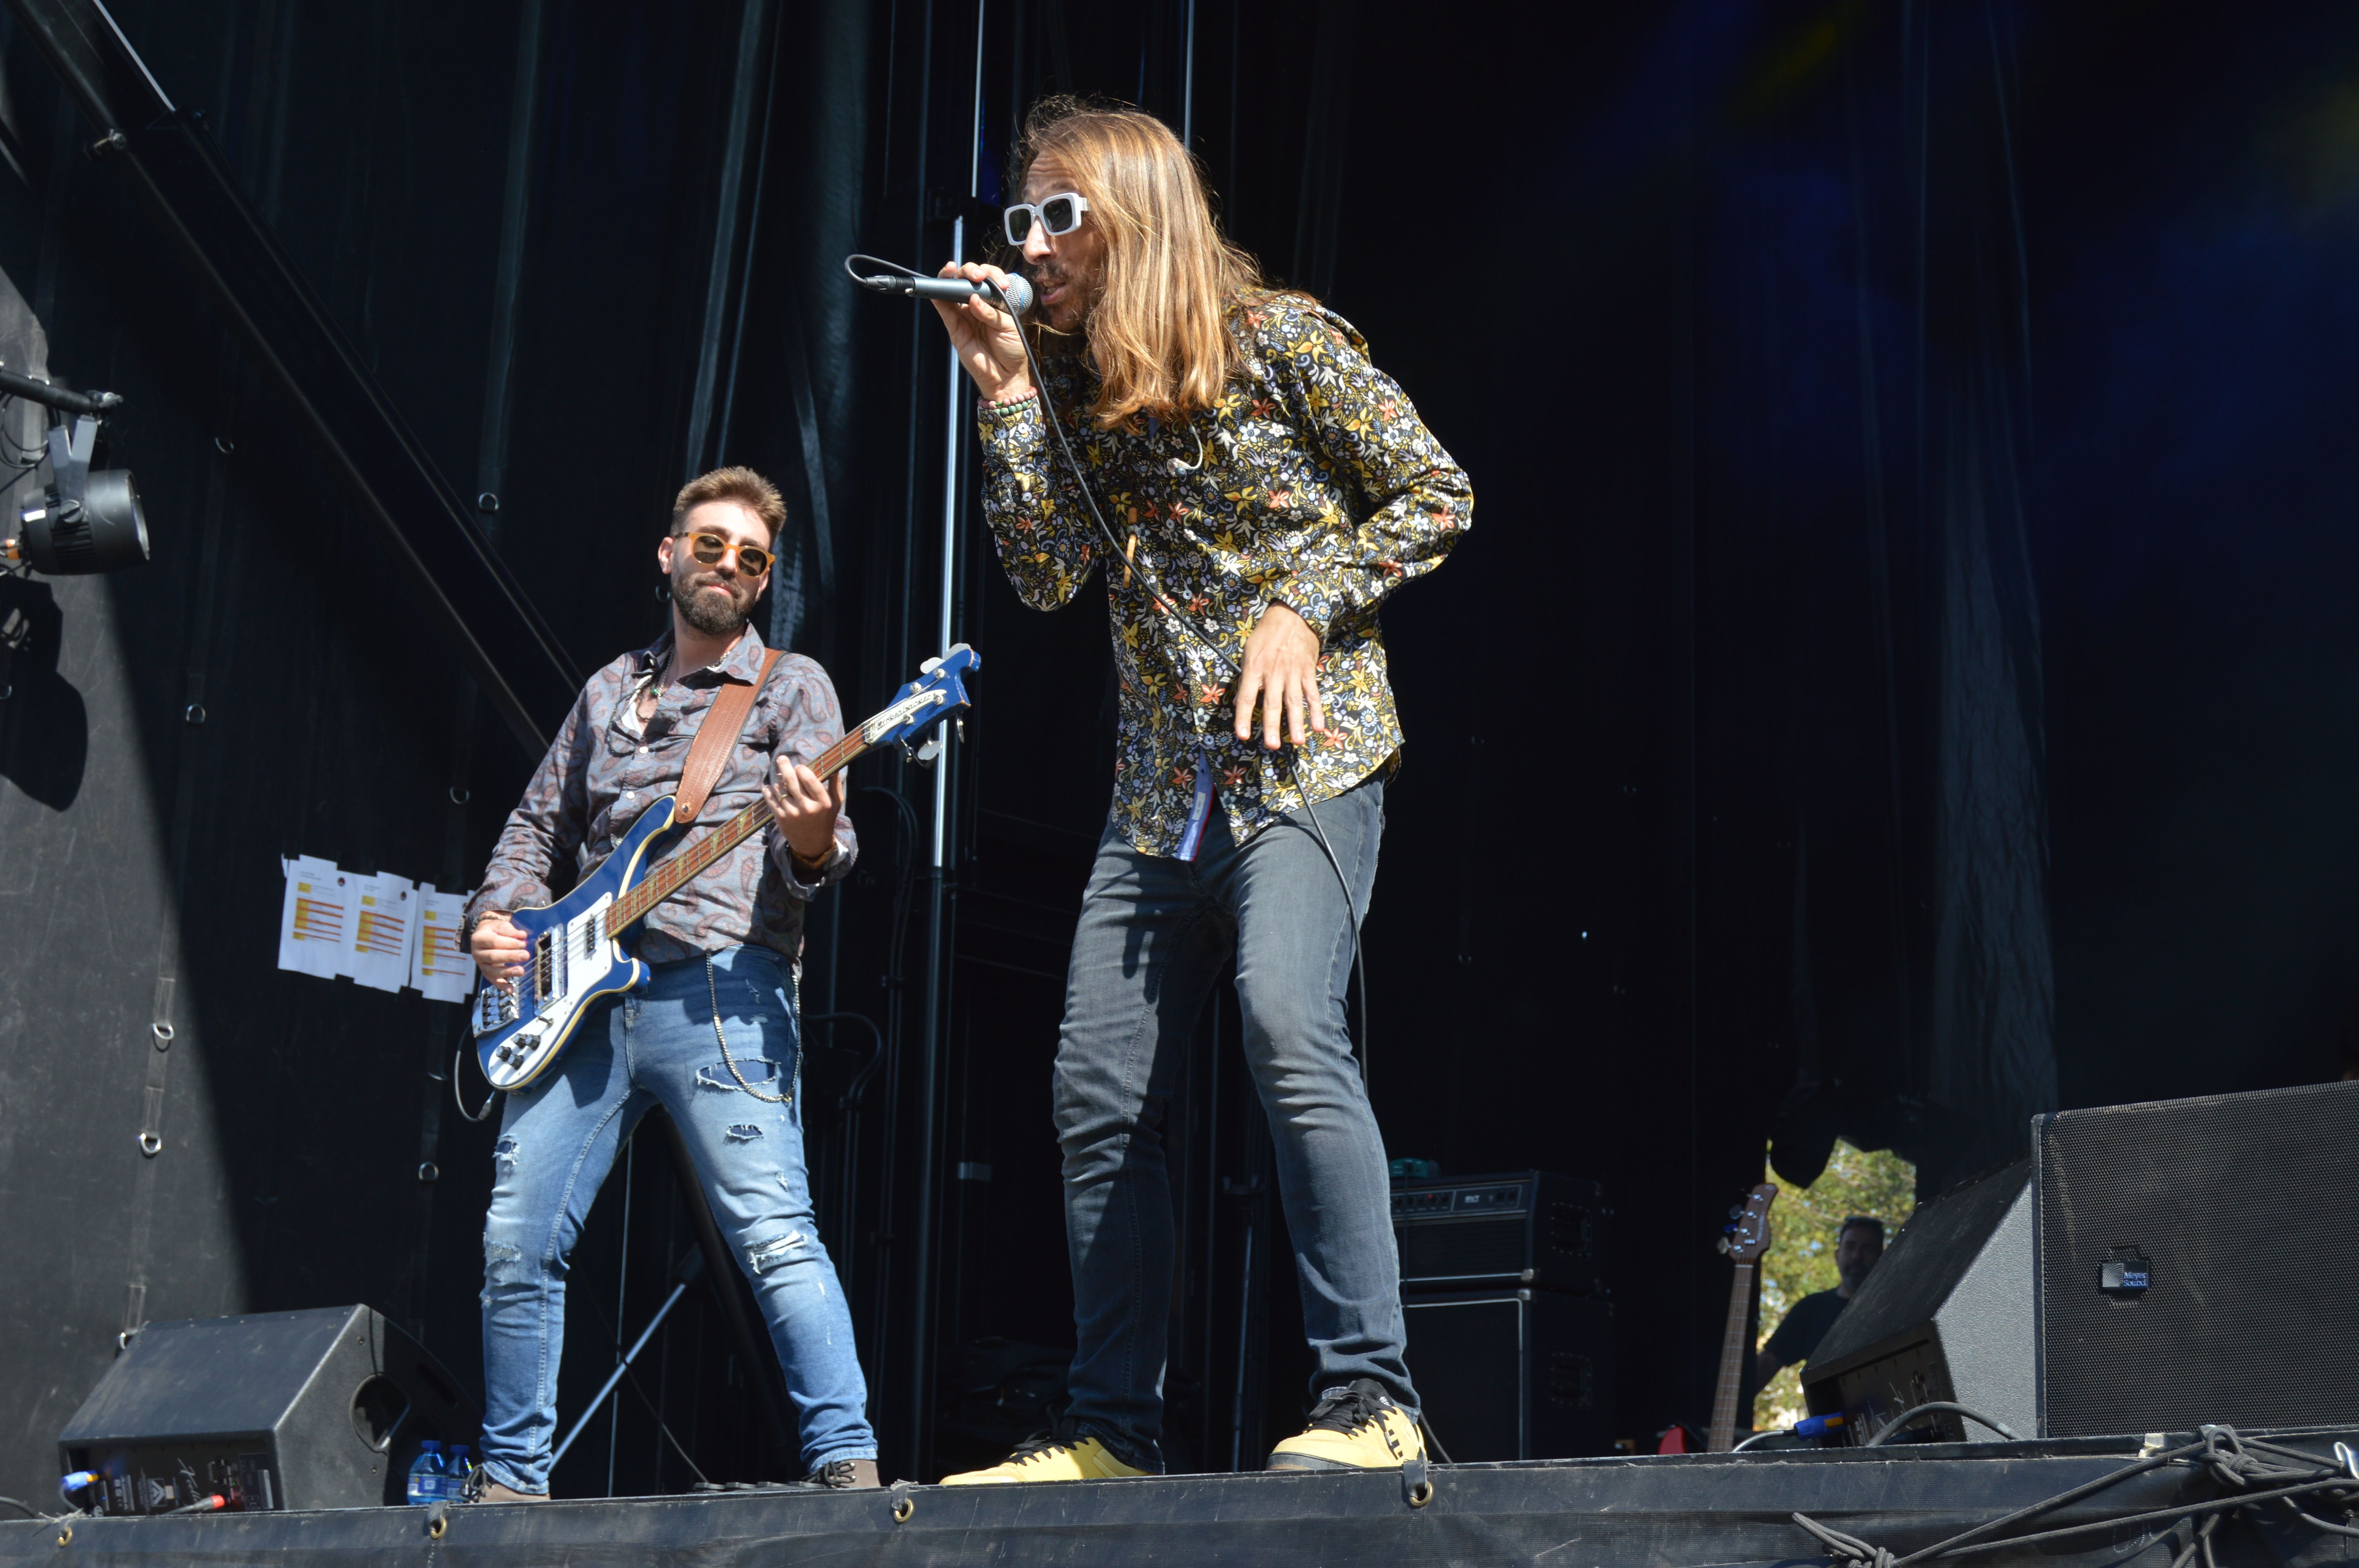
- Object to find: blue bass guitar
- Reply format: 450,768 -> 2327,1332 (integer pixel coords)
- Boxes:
471,645 -> 978,1090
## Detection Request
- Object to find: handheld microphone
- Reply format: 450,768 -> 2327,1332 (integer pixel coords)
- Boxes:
848,258 -> 1032,315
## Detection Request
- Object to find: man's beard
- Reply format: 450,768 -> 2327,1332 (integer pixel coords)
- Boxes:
672,570 -> 753,637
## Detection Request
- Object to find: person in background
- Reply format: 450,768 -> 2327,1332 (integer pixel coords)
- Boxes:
1756,1215 -> 1886,1386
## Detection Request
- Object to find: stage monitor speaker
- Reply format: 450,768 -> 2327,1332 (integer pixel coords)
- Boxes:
1800,1157 -> 2036,1446
57,1304 -> 478,1514
1390,1171 -> 1610,1298
2035,1078 -> 2359,1437
1402,1288 -> 1614,1460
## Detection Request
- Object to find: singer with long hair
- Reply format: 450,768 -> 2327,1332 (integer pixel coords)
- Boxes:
927,98 -> 1472,1481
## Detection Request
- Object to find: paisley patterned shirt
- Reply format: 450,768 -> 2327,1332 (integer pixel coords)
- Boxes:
466,625 -> 856,965
978,293 -> 1472,857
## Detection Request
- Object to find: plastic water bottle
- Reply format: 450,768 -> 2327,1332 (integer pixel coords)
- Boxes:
442,1446 -> 471,1501
405,1441 -> 444,1506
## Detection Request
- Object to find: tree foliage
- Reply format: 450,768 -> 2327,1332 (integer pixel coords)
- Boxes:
1752,1139 -> 1917,1431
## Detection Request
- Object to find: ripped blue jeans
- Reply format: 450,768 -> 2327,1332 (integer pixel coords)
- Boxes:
478,944 -> 873,1490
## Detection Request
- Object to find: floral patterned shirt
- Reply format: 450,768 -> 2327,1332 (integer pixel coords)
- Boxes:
977,293 -> 1472,857
466,625 -> 856,965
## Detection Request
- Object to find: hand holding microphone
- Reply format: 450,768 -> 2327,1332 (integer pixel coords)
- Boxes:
870,267 -> 1034,315
847,253 -> 1036,405
928,261 -> 1036,404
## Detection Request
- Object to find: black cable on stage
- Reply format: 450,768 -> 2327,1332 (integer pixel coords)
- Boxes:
856,254 -> 1374,1078
452,1047 -> 500,1122
0,1496 -> 41,1520
1790,1424 -> 2359,1568
1864,1401 -> 2019,1446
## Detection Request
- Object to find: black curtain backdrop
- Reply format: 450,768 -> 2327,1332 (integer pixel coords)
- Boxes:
1697,1 -> 2060,1196
3,0 -> 2357,1500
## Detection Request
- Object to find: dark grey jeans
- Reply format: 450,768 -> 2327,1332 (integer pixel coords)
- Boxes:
1054,776 -> 1413,1471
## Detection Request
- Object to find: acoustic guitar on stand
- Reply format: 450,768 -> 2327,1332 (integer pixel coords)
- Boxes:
1707,1181 -> 1778,1452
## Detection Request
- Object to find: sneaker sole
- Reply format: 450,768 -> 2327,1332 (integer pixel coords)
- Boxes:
1264,1453 -> 1412,1472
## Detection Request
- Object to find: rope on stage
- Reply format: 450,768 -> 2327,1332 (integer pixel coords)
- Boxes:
1790,1425 -> 2359,1568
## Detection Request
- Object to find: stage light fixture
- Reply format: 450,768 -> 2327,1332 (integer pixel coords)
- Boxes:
0,371 -> 147,577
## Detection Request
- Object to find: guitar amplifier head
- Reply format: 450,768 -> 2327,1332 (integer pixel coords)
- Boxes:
1390,1171 -> 1610,1298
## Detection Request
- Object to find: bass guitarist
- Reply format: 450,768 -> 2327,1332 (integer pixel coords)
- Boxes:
461,466 -> 878,1497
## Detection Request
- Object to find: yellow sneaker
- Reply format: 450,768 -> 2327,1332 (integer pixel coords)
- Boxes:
1266,1379 -> 1425,1471
938,1432 -> 1149,1485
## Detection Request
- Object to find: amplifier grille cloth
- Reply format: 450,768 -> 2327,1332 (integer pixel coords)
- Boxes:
1399,1216 -> 1525,1280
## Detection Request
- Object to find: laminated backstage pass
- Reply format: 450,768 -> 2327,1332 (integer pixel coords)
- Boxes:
276,855 -> 349,979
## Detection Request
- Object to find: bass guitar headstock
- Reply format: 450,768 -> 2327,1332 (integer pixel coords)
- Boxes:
862,644 -> 981,760
1718,1181 -> 1778,1263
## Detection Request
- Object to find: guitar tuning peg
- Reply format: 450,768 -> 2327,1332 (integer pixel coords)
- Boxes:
920,655 -> 943,675
955,718 -> 966,743
898,740 -> 913,762
1728,1206 -> 1743,1220
914,738 -> 942,766
1716,1236 -> 1733,1255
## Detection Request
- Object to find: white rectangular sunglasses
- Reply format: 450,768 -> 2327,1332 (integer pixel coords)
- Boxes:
1004,191 -> 1090,245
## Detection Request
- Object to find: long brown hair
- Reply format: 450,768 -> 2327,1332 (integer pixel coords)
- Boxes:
1007,98 -> 1276,427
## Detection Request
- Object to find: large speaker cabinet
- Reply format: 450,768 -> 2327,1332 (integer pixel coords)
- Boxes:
1800,1158 -> 2035,1444
2034,1079 -> 2359,1437
57,1305 -> 478,1514
1803,1079 -> 2359,1443
1403,1289 -> 1615,1461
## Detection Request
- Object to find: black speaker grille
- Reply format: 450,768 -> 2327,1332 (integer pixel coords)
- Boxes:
2037,1080 -> 2359,1436
1399,1216 -> 1526,1281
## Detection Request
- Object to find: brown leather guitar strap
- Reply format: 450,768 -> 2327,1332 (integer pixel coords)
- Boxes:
673,647 -> 783,826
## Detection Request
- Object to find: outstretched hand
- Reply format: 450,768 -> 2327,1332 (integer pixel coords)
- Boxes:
1234,602 -> 1326,750
931,261 -> 1032,403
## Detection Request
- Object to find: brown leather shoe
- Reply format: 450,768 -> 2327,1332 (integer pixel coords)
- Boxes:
801,1458 -> 881,1489
471,1479 -> 549,1504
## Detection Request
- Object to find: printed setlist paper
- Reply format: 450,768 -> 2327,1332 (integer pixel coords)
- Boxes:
277,855 -> 349,979
277,856 -> 474,1002
349,873 -> 417,993
413,886 -> 475,1003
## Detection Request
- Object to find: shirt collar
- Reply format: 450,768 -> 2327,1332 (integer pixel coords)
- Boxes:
635,622 -> 770,684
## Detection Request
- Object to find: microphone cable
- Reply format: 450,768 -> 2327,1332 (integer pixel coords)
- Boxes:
855,254 -> 1374,1081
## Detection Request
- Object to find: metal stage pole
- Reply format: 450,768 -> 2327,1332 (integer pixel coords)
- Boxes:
908,0 -> 989,1483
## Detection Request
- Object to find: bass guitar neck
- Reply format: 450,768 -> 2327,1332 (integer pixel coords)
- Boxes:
1707,1181 -> 1778,1452
605,725 -> 869,931
1707,1261 -> 1756,1452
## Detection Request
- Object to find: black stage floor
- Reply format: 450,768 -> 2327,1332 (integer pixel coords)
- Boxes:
5,1430 -> 2353,1566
